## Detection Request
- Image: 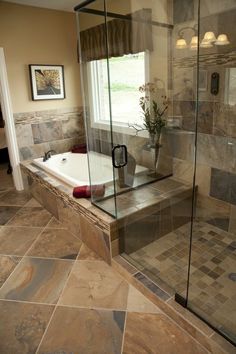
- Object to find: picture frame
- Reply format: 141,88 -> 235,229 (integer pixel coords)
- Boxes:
29,64 -> 65,100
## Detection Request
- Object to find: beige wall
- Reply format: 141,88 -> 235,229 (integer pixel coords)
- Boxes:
0,2 -> 82,113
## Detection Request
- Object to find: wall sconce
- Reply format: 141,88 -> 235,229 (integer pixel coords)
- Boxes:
176,25 -> 198,50
176,25 -> 230,50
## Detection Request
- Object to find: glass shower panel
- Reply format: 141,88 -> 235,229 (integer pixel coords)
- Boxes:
95,0 -> 175,218
117,0 -> 199,300
187,0 -> 236,345
76,0 -> 117,217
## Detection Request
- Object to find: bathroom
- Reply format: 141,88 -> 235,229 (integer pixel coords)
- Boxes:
0,0 -> 235,353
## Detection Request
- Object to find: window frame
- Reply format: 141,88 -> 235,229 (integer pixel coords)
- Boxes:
87,51 -> 150,136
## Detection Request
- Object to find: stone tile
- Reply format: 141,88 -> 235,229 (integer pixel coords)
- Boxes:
0,206 -> 20,225
197,134 -> 227,170
49,136 -> 84,154
40,186 -> 58,218
0,226 -> 42,256
77,243 -> 102,261
211,332 -> 236,354
62,116 -> 84,139
19,143 -> 50,161
127,285 -> 161,314
0,300 -> 54,354
0,189 -> 31,206
46,216 -> 67,229
80,215 -> 111,264
57,198 -> 81,238
24,197 -> 42,207
210,168 -> 230,204
32,121 -> 63,144
15,123 -> 34,148
0,255 -> 21,287
7,207 -> 52,227
0,257 -> 73,304
27,228 -> 82,260
134,272 -> 170,301
113,255 -> 138,275
37,307 -> 125,354
59,260 -> 129,310
123,312 -> 208,354
168,130 -> 195,161
196,195 -> 230,232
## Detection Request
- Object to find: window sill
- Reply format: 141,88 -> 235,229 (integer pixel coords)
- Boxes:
91,120 -> 149,138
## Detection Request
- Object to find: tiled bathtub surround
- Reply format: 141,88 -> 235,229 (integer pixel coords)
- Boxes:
14,107 -> 85,161
19,162 -> 236,353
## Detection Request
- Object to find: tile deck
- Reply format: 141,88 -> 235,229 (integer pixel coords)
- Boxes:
128,221 -> 236,342
0,187 -> 234,353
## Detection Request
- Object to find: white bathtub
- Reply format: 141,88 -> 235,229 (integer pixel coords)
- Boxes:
33,151 -> 147,187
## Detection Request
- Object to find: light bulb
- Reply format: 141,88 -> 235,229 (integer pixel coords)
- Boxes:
190,36 -> 198,50
215,34 -> 230,45
203,31 -> 216,43
176,38 -> 187,49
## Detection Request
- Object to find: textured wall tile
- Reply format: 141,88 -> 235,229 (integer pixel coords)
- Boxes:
49,136 -> 85,154
62,116 -> 84,139
19,143 -> 50,161
197,134 -> 227,170
32,121 -> 63,144
57,199 -> 81,239
168,130 -> 195,161
15,124 -> 34,148
210,168 -> 230,203
41,186 -> 58,218
80,215 -> 111,264
210,168 -> 236,205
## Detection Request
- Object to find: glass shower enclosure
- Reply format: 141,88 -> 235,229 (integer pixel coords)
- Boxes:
76,0 -> 236,346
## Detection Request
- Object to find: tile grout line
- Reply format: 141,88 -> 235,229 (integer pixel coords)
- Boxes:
35,247 -> 82,353
21,216 -> 55,257
0,297 -> 129,313
120,311 -> 128,354
0,216 -> 53,292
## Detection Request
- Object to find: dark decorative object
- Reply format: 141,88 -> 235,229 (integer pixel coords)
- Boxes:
29,65 -> 65,101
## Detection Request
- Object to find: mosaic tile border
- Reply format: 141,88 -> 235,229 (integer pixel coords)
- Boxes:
112,255 -> 236,354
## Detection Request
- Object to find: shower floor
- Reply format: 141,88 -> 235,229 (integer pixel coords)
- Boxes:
127,221 -> 236,341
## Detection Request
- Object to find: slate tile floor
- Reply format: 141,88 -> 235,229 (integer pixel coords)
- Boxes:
0,189 -> 211,353
129,221 -> 236,341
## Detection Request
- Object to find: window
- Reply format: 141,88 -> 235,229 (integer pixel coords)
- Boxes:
88,52 -> 147,130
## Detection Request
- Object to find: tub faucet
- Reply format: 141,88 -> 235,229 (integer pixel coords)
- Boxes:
43,150 -> 56,162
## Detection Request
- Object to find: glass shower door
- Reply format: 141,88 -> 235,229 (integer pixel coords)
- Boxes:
76,0 -> 118,217
187,0 -> 236,345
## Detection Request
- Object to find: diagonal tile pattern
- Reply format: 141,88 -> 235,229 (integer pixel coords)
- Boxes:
0,300 -> 54,354
37,307 -> 126,354
0,191 -> 227,353
59,260 -> 130,310
0,257 -> 73,304
26,228 -> 82,259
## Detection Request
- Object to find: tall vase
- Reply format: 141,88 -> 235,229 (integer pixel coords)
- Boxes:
148,132 -> 162,176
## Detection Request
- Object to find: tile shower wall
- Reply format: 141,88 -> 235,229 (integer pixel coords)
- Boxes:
14,107 -> 85,161
171,8 -> 236,235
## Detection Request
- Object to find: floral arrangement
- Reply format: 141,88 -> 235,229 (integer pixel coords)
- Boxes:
129,81 -> 168,147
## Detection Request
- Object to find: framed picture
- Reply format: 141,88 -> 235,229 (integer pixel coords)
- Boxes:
29,64 -> 65,100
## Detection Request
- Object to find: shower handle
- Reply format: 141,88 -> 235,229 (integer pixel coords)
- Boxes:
112,144 -> 128,168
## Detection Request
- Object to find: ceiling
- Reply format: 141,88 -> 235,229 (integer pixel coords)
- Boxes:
2,0 -> 83,12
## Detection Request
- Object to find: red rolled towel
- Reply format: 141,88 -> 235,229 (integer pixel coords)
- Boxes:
73,184 -> 105,198
71,143 -> 87,154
